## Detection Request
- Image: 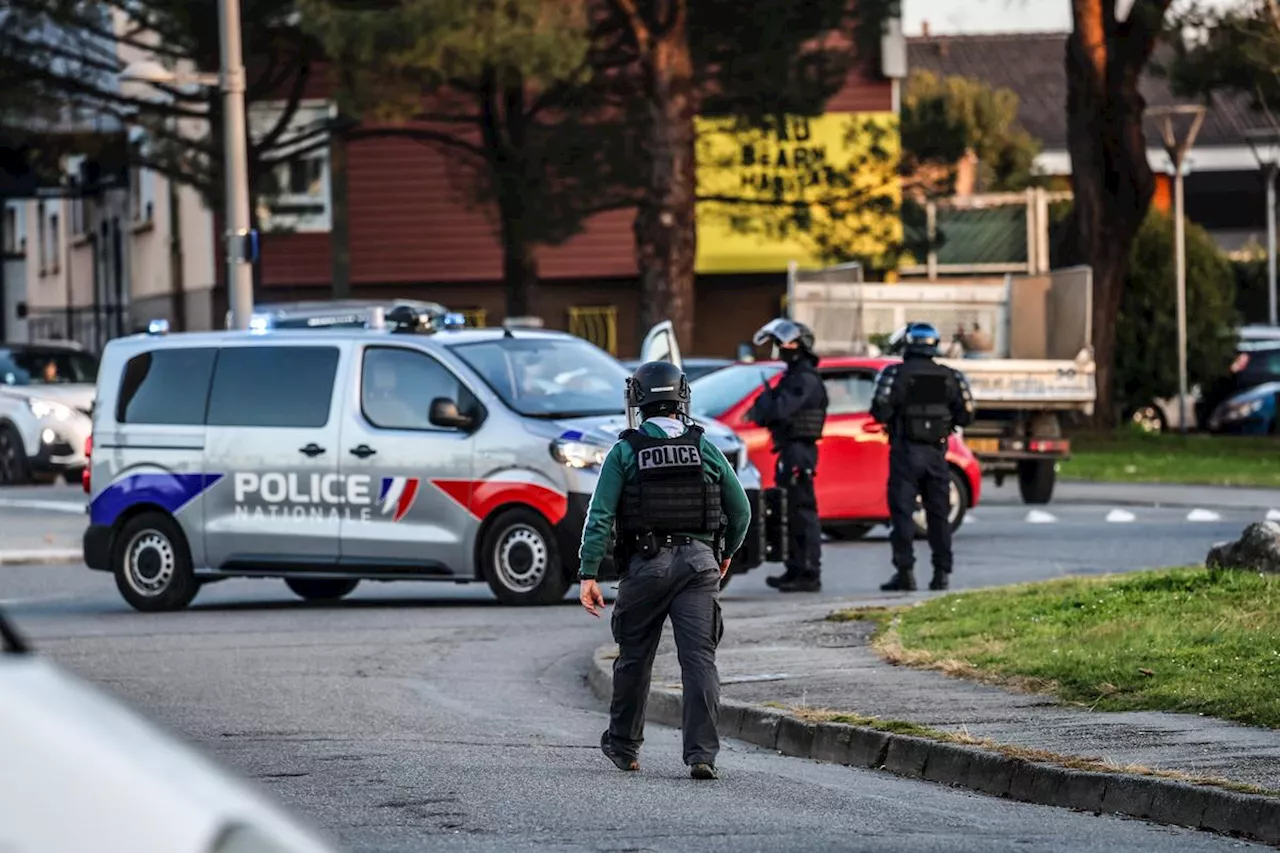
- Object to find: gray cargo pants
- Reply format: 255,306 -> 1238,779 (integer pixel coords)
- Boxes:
605,540 -> 724,766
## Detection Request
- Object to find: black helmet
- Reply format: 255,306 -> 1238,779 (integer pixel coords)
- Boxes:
753,318 -> 816,360
625,360 -> 690,426
886,321 -> 941,357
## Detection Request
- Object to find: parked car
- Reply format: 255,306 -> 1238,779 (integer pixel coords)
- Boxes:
0,341 -> 98,485
688,356 -> 983,539
620,357 -> 734,382
0,608 -> 338,853
1206,382 -> 1280,434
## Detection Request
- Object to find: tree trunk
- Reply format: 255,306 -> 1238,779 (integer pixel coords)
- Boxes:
1066,0 -> 1168,427
480,78 -> 541,320
631,9 -> 697,352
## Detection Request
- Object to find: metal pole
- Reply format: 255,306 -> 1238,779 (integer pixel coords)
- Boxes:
1174,157 -> 1189,434
219,0 -> 253,330
1268,164 -> 1277,327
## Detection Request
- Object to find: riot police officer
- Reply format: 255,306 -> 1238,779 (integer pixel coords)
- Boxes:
747,318 -> 829,593
578,360 -> 752,780
871,322 -> 975,592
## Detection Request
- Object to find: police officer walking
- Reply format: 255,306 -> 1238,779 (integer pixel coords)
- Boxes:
578,361 -> 752,780
747,318 -> 828,593
870,322 -> 975,592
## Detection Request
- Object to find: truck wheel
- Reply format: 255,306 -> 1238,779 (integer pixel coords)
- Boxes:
914,469 -> 968,537
285,578 -> 359,601
824,523 -> 873,541
1018,460 -> 1056,504
481,508 -> 569,606
113,512 -> 199,612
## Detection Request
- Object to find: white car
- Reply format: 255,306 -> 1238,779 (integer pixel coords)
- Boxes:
0,610 -> 340,853
0,342 -> 97,485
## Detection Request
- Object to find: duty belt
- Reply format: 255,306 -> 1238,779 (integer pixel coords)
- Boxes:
656,534 -> 697,547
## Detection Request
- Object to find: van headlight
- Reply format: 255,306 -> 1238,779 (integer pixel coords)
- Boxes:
551,438 -> 609,469
28,398 -> 73,421
1220,398 -> 1263,422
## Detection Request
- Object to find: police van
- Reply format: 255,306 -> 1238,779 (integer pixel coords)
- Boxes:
83,307 -> 766,611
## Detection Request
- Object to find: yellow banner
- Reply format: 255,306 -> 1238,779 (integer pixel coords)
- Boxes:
694,111 -> 901,274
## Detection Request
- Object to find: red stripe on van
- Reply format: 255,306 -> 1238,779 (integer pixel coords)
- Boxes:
431,479 -> 568,526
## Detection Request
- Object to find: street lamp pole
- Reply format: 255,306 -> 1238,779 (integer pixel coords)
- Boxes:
1268,163 -> 1277,326
1148,105 -> 1206,435
218,0 -> 254,330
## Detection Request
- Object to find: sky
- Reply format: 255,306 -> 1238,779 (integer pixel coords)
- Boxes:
903,0 -> 1242,35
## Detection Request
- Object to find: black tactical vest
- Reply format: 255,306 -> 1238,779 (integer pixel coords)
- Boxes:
788,407 -> 826,441
618,425 -> 723,534
901,368 -> 954,444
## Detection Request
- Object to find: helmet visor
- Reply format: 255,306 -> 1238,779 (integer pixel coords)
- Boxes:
753,318 -> 804,347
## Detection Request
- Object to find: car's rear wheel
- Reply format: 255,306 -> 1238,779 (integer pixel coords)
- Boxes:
481,508 -> 569,605
913,468 -> 968,537
285,578 -> 360,601
113,512 -> 199,612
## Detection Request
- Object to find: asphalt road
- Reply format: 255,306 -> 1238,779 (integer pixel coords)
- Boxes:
1,480 -> 1274,851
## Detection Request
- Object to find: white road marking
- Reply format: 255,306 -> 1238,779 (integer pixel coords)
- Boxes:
1025,510 -> 1057,524
0,498 -> 85,514
0,549 -> 82,565
1267,509 -> 1280,521
1106,509 -> 1136,523
1187,509 -> 1222,522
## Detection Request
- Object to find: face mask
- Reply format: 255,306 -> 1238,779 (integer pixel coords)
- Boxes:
781,347 -> 803,364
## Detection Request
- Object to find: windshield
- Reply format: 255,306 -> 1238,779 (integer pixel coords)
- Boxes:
451,337 -> 629,418
0,348 -> 99,386
690,363 -> 784,418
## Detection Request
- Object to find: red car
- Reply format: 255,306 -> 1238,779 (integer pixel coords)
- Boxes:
688,356 -> 982,540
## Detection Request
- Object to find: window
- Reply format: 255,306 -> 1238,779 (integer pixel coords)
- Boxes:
0,348 -> 99,386
823,372 -> 877,415
116,348 -> 217,425
249,100 -> 333,233
36,202 -> 46,274
451,337 -> 626,418
689,363 -> 785,419
206,346 -> 338,428
48,213 -> 60,272
361,347 -> 465,431
3,205 -> 17,254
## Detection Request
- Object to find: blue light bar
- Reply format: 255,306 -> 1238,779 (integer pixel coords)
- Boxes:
147,319 -> 170,335
442,312 -> 466,329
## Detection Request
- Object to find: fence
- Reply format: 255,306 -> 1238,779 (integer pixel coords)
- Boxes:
901,189 -> 1074,279
567,305 -> 618,355
25,305 -> 130,353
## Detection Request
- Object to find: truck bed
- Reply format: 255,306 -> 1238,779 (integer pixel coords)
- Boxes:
940,357 -> 1096,414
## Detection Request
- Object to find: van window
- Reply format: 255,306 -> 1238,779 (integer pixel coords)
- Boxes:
206,346 -> 339,428
116,348 -> 217,425
361,347 -> 463,431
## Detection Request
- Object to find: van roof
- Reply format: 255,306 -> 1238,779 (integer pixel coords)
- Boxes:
105,326 -> 582,349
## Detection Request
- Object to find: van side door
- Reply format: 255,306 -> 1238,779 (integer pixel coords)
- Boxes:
337,343 -> 479,576
201,341 -> 350,571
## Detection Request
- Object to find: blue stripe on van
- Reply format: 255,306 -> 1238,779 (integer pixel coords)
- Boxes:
89,473 -> 224,527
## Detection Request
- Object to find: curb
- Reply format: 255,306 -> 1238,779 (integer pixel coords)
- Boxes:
589,647 -> 1280,846
0,549 -> 82,566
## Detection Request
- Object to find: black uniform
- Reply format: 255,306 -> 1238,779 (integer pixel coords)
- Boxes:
870,352 -> 974,590
747,355 -> 828,590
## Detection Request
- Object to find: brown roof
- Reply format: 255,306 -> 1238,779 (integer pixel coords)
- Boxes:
906,32 -> 1274,150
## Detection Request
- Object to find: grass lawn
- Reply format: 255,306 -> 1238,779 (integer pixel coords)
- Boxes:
833,567 -> 1280,729
1060,431 -> 1280,487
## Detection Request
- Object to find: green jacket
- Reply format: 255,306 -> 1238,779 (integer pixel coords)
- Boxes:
578,418 -> 751,578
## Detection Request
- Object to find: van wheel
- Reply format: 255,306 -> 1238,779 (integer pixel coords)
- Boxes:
285,578 -> 360,601
0,424 -> 29,485
113,512 -> 198,612
481,508 -> 568,606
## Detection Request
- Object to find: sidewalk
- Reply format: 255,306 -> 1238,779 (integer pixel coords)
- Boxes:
0,508 -> 85,564
590,597 -> 1280,844
1050,480 -> 1280,511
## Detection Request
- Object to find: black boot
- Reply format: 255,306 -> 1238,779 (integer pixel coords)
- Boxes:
880,570 -> 917,592
778,575 -> 821,593
765,569 -> 798,589
929,571 -> 950,591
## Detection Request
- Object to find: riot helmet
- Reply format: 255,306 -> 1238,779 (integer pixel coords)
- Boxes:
753,317 -> 816,363
625,360 -> 691,429
886,322 -> 941,357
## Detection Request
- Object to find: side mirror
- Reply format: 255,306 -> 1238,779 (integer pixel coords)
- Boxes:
429,397 -> 473,430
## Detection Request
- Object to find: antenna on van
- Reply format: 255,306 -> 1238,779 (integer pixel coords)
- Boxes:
503,327 -> 514,338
